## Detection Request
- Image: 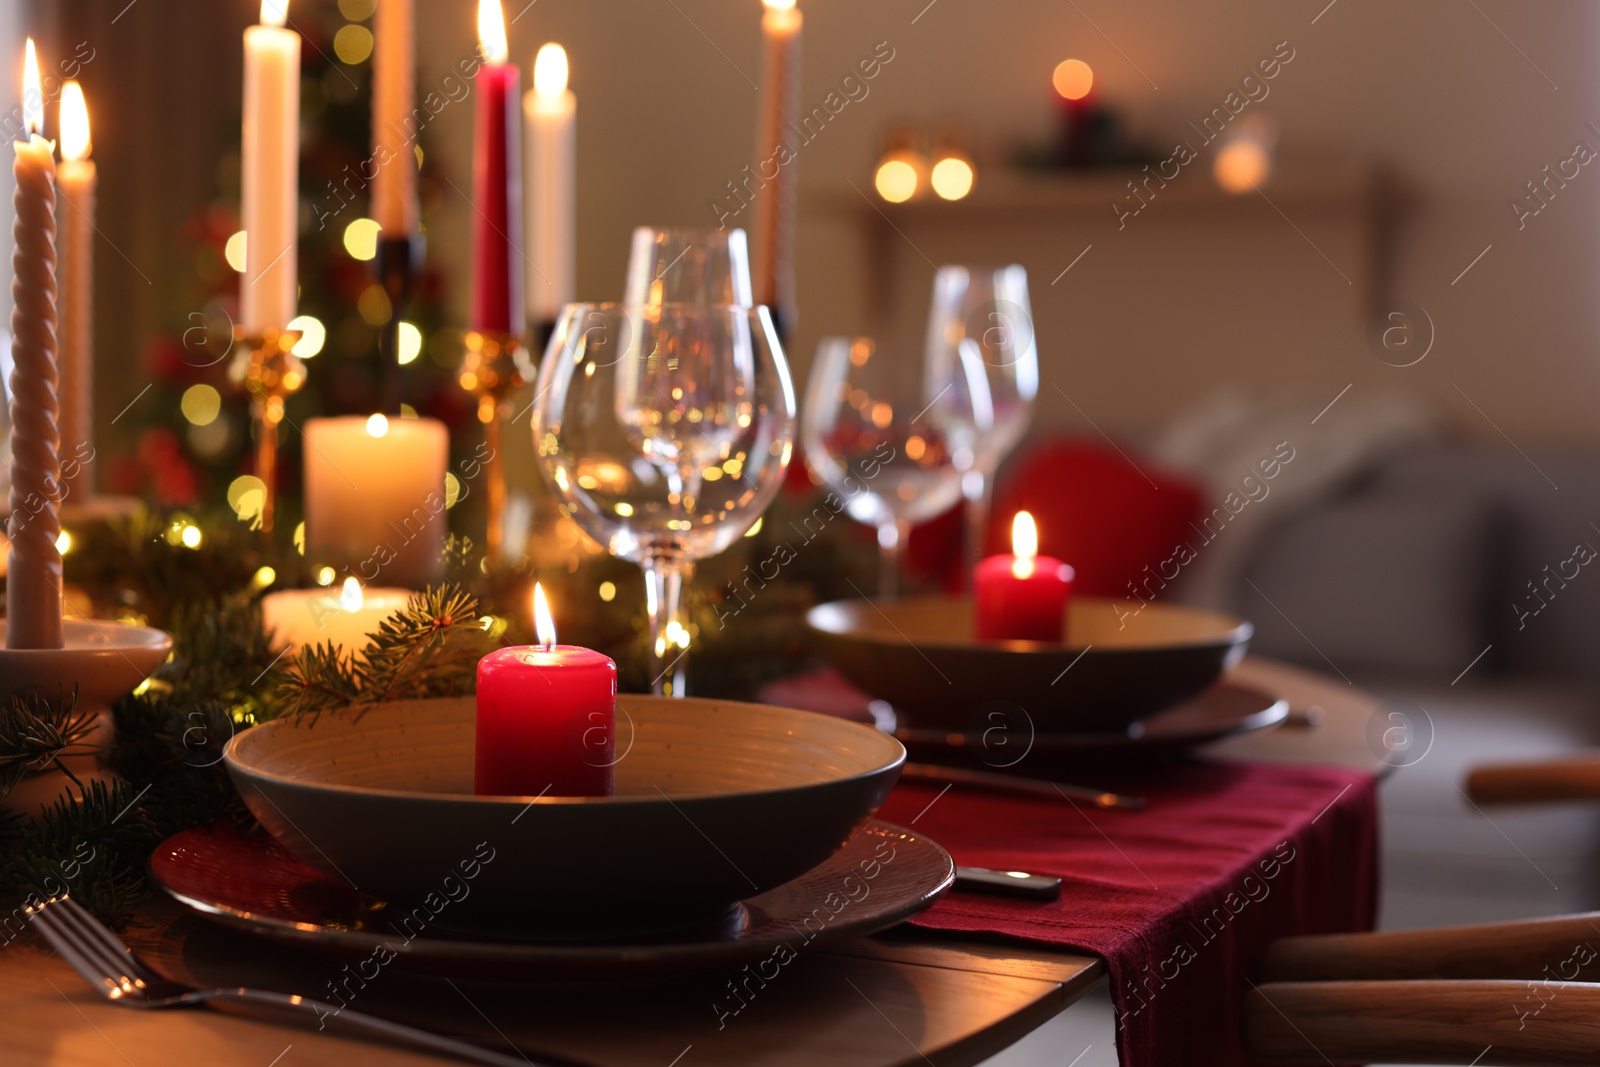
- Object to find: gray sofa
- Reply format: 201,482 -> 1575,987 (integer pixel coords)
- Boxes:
1239,445 -> 1600,929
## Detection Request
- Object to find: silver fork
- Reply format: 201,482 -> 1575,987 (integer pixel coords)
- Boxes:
28,895 -> 557,1067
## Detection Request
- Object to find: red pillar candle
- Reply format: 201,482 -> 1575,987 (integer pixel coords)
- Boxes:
974,511 -> 1074,642
475,584 -> 617,796
471,0 -> 523,333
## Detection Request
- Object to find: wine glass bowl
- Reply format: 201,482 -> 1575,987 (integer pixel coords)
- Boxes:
924,264 -> 1039,570
623,227 -> 754,308
801,336 -> 978,596
533,302 -> 795,692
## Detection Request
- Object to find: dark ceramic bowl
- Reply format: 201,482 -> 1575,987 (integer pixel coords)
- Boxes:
806,596 -> 1252,733
224,695 -> 904,937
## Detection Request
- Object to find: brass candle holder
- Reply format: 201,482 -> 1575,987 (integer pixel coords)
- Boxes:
229,326 -> 304,534
459,329 -> 534,562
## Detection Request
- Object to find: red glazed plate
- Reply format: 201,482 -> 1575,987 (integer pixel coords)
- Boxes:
149,820 -> 954,982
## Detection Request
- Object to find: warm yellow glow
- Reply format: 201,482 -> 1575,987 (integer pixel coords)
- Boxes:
225,231 -> 248,272
478,0 -> 508,64
22,40 -> 42,137
60,82 -> 90,162
444,471 -> 462,508
397,321 -> 422,364
930,157 -> 974,201
252,565 -> 277,589
533,582 -> 557,648
340,576 -> 364,611
1011,511 -> 1038,578
615,502 -> 635,517
875,159 -> 919,203
333,24 -> 374,65
366,413 -> 389,437
287,314 -> 325,357
1052,58 -> 1094,101
764,0 -> 796,9
744,516 -> 763,538
55,530 -> 71,555
1213,138 -> 1271,194
316,565 -> 336,586
261,0 -> 290,29
181,384 -> 222,427
343,217 -> 381,261
598,581 -> 617,602
534,44 -> 569,98
181,524 -> 203,549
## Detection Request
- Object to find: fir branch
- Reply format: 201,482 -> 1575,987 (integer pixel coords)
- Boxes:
275,584 -> 491,723
0,690 -> 96,800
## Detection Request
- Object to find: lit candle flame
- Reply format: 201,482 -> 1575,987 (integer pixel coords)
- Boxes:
21,39 -> 42,139
533,44 -> 568,98
763,0 -> 796,10
1011,511 -> 1038,580
261,0 -> 290,29
366,412 -> 389,437
340,576 -> 364,612
1052,58 -> 1094,102
478,0 -> 509,64
533,582 -> 557,649
60,82 -> 89,163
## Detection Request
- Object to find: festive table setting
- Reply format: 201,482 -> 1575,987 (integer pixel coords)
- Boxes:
0,4 -> 1386,1066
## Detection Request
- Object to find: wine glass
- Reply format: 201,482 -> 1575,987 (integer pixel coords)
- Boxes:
532,302 -> 795,695
924,265 -> 1038,573
623,227 -> 753,308
802,336 -> 983,598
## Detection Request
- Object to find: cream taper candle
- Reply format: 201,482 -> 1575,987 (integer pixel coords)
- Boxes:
241,0 -> 300,332
56,80 -> 93,498
7,40 -> 63,650
371,0 -> 417,238
523,43 -> 575,325
752,0 -> 801,330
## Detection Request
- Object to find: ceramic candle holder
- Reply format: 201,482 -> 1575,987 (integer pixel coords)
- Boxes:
0,618 -> 171,815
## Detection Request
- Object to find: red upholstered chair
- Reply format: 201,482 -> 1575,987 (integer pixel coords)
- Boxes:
908,436 -> 1205,597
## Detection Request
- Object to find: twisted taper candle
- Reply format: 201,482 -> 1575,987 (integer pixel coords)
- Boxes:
7,131 -> 63,649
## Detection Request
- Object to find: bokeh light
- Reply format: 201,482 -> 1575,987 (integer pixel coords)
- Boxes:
225,231 -> 247,272
343,217 -> 381,261
931,156 -> 975,200
181,384 -> 222,426
287,314 -> 326,358
333,24 -> 374,65
874,158 -> 920,203
1052,59 -> 1094,101
398,321 -> 422,364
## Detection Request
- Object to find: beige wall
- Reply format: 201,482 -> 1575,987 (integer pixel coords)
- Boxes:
423,0 -> 1600,444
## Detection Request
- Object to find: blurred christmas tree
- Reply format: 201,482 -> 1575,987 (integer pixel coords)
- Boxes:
109,0 -> 474,534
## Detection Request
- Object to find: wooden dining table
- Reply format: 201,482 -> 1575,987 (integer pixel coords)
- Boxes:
0,656 -> 1384,1067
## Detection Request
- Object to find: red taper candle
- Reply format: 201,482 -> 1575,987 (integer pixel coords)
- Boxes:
471,0 -> 523,333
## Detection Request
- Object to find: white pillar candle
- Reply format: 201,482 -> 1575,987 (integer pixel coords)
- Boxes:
523,43 -> 575,325
752,0 -> 801,327
371,0 -> 417,238
55,80 -> 93,498
263,577 -> 414,655
302,414 -> 448,588
241,0 -> 300,332
7,40 -> 62,650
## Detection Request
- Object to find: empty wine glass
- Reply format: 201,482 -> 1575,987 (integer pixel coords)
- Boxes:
623,227 -> 753,308
924,265 -> 1038,572
802,336 -> 983,598
532,302 -> 795,695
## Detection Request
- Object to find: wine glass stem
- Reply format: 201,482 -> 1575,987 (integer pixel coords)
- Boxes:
962,471 -> 992,593
877,519 -> 912,600
643,559 -> 693,697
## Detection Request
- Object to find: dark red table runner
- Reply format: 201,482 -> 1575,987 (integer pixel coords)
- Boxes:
877,761 -> 1378,1067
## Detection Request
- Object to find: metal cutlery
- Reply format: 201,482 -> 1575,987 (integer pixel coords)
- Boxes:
27,895 -> 551,1067
900,762 -> 1145,811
